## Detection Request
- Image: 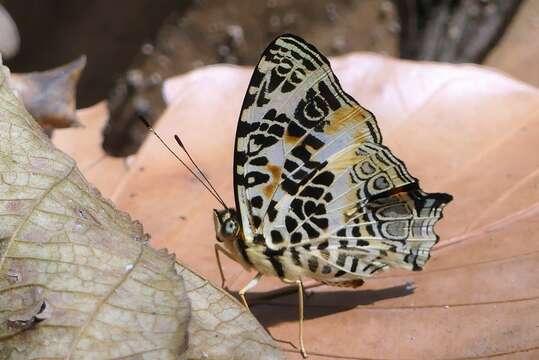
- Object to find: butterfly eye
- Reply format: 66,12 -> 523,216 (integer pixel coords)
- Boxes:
224,220 -> 237,235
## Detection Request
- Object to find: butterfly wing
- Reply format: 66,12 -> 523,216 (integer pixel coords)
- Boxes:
233,34 -> 452,283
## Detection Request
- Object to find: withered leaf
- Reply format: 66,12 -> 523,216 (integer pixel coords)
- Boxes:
0,6 -> 19,59
178,265 -> 286,359
0,60 -> 190,359
58,50 -> 539,358
9,56 -> 86,130
0,59 -> 283,359
153,55 -> 539,359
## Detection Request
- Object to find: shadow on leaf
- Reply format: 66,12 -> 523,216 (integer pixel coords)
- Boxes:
246,283 -> 414,327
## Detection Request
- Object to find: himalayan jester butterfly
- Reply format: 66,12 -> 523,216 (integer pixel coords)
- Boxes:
213,34 -> 453,356
143,34 -> 452,357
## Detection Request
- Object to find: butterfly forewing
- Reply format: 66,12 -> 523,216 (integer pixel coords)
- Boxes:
234,34 -> 452,284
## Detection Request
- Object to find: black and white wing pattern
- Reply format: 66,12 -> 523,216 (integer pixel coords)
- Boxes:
233,34 -> 452,285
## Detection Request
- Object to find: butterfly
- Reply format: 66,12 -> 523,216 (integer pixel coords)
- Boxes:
212,34 -> 452,357
142,33 -> 452,358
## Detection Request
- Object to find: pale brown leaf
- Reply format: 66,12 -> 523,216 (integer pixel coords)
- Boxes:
0,60 -> 190,359
9,56 -> 86,130
53,52 -> 539,358
178,265 -> 287,359
155,55 -> 537,359
0,59 -> 284,359
0,6 -> 19,59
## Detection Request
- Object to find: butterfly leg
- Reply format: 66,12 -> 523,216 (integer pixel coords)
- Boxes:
238,272 -> 262,309
214,243 -> 237,288
282,278 -> 307,358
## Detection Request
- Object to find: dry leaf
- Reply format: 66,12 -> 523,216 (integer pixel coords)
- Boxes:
178,265 -> 286,359
485,0 -> 539,89
0,60 -> 283,358
0,5 -> 19,59
9,56 -> 86,130
0,60 -> 190,359
157,54 -> 538,359
53,53 -> 539,358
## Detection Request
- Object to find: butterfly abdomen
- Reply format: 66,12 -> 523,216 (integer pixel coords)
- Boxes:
244,243 -> 289,278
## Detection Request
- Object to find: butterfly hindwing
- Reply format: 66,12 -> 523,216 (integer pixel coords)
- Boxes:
234,34 -> 452,283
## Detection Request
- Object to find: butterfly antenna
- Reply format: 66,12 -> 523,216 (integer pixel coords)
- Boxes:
173,134 -> 228,208
138,115 -> 227,208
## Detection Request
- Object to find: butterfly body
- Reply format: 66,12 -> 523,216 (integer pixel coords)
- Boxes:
214,208 -> 298,279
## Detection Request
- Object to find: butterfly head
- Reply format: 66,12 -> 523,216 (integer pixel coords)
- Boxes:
213,208 -> 240,242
